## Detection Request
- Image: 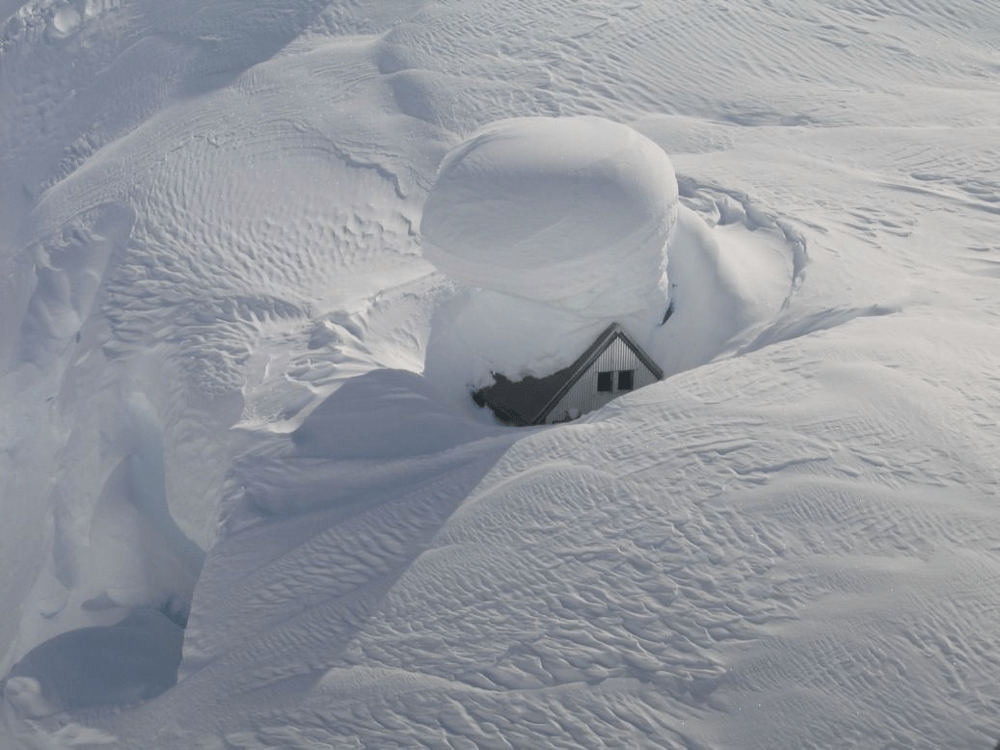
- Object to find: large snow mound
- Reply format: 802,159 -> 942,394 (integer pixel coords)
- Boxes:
421,116 -> 677,318
421,118 -> 798,402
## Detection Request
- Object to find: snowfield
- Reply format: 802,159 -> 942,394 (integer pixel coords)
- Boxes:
1,0 -> 999,747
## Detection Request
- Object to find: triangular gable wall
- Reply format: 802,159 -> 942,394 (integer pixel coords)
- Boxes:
474,323 -> 664,426
536,330 -> 662,424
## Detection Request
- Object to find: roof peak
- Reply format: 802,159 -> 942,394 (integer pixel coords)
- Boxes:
473,321 -> 664,426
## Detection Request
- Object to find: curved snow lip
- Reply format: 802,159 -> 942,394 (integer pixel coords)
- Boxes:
670,177 -> 902,365
739,302 -> 900,355
223,367 -> 516,521
289,368 -> 491,461
655,177 -> 810,372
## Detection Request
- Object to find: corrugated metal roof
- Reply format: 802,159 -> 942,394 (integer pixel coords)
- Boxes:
472,323 -> 664,426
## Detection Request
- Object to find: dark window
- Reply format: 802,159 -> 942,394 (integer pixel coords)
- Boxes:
618,370 -> 634,391
597,371 -> 613,392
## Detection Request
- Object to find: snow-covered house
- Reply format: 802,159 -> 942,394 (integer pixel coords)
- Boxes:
472,323 -> 663,426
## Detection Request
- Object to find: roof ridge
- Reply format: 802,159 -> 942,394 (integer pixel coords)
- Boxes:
473,322 -> 664,426
533,323 -> 655,424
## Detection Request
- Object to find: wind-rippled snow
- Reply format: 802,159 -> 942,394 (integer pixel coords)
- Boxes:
1,0 -> 999,747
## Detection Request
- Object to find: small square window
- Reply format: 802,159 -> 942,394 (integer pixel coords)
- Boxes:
618,370 -> 634,391
597,371 -> 613,392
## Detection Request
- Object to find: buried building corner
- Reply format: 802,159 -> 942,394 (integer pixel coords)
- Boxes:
472,323 -> 664,426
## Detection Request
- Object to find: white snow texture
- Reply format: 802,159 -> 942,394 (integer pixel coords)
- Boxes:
1,0 -> 1000,747
421,116 -> 676,315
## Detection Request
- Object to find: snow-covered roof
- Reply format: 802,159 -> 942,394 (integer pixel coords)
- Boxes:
473,323 -> 663,426
420,116 -> 677,320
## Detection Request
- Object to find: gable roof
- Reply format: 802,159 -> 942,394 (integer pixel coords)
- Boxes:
472,323 -> 664,426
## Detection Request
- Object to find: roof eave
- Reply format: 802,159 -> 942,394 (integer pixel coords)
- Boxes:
476,322 -> 665,426
534,324 -> 665,423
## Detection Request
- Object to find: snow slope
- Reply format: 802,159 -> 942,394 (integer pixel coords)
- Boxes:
1,0 -> 999,747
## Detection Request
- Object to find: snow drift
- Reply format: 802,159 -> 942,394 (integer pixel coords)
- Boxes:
421,116 -> 677,317
3,0 -> 1000,747
421,116 -> 797,405
2,608 -> 182,718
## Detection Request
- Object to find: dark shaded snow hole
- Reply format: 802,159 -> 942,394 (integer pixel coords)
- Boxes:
2,607 -> 185,719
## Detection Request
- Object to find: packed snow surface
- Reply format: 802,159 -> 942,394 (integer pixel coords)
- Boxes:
421,116 -> 677,316
2,0 -> 1000,747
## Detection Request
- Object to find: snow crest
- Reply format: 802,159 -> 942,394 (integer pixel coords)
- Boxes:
421,116 -> 677,318
3,0 -> 1000,747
